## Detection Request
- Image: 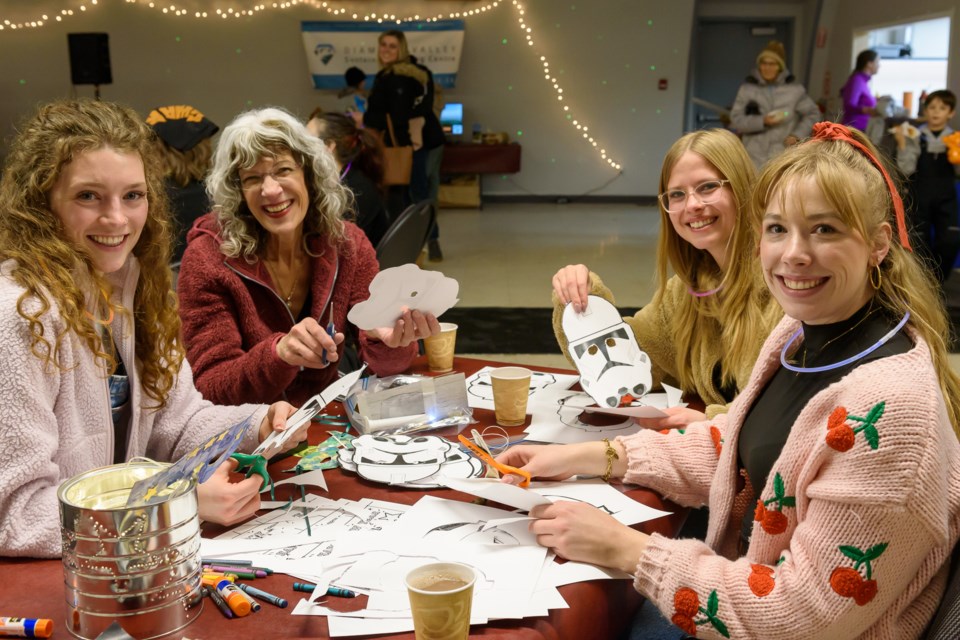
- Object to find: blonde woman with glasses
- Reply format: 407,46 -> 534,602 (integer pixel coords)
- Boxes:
177,107 -> 440,407
552,129 -> 780,426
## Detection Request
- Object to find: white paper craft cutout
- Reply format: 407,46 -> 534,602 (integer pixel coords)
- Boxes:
347,264 -> 459,330
562,295 -> 653,407
465,366 -> 578,411
339,434 -> 483,488
253,365 -> 366,459
525,386 -> 685,444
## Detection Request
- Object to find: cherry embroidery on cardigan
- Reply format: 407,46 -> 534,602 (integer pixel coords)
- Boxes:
754,472 -> 795,535
829,543 -> 888,606
748,564 -> 775,597
825,402 -> 885,452
671,588 -> 730,638
709,425 -> 723,456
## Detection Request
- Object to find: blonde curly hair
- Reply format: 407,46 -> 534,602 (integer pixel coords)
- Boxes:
0,99 -> 181,409
206,107 -> 349,261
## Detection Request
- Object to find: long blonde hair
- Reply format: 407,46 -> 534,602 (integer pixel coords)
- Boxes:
655,129 -> 769,391
751,125 -> 960,435
0,99 -> 181,408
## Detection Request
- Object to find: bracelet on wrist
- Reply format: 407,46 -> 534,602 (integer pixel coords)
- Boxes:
601,438 -> 619,482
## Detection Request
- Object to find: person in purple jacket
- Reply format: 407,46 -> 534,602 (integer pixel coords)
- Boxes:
840,49 -> 881,131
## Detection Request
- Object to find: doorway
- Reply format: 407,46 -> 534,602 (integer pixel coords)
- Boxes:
687,18 -> 795,132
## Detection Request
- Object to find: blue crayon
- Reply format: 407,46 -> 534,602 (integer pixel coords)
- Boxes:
292,582 -> 316,593
238,583 -> 289,608
203,586 -> 234,619
326,585 -> 357,598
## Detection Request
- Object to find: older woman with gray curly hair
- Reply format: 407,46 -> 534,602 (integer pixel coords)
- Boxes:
177,107 -> 439,406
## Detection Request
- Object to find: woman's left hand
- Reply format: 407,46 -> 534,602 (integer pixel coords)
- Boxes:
366,309 -> 440,348
528,501 -> 649,574
257,401 -> 304,449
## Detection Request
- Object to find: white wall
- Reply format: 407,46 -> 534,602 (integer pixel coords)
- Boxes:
0,0 -> 695,197
809,0 -> 957,111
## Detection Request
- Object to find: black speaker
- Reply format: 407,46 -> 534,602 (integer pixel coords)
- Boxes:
67,33 -> 112,85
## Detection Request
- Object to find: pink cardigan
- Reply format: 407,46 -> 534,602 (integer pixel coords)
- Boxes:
0,258 -> 266,558
620,316 -> 960,638
178,214 -> 416,407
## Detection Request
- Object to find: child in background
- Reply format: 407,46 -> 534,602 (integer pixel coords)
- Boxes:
339,66 -> 368,121
895,89 -> 960,282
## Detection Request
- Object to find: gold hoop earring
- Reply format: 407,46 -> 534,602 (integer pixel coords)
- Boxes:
869,264 -> 882,290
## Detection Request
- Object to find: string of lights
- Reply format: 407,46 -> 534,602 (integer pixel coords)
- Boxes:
1,0 -> 621,170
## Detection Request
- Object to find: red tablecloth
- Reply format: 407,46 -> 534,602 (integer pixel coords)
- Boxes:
0,357 -> 685,639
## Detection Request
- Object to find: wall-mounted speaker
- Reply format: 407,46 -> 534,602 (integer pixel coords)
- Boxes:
67,33 -> 112,85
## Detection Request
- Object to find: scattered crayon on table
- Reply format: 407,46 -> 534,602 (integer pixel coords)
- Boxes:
326,586 -> 357,598
292,582 -> 317,593
203,587 -> 234,620
238,583 -> 288,609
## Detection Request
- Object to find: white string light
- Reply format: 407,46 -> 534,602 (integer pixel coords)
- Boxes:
510,0 -> 620,170
2,0 -> 620,170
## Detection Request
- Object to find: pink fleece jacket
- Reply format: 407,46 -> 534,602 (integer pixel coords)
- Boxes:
619,316 -> 960,639
0,258 -> 266,558
177,214 -> 416,407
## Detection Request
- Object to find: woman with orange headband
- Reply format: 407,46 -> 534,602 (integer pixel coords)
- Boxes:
504,123 -> 960,638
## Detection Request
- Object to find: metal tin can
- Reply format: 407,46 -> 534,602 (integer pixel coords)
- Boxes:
58,462 -> 203,639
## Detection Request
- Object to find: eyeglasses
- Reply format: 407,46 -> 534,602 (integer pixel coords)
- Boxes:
658,179 -> 730,213
236,162 -> 302,191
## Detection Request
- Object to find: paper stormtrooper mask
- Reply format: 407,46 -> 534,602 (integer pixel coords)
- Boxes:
562,295 -> 653,407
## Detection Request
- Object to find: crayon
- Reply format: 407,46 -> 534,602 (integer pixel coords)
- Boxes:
202,573 -> 235,589
203,587 -> 234,620
200,557 -> 253,566
215,580 -> 251,617
292,582 -> 317,593
238,583 -> 288,609
233,588 -> 261,613
0,618 -> 54,639
326,586 -> 357,598
204,566 -> 264,579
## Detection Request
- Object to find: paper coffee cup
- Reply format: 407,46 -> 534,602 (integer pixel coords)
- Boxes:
406,562 -> 476,640
490,366 -> 531,427
423,322 -> 457,373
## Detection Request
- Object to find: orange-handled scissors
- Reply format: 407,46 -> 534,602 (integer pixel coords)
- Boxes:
457,434 -> 531,488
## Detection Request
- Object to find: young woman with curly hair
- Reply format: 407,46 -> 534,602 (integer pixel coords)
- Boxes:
0,99 -> 303,558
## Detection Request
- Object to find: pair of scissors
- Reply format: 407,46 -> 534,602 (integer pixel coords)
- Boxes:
321,301 -> 336,366
457,434 -> 531,488
229,452 -> 274,497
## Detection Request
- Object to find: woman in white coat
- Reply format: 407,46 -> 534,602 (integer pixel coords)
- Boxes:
730,40 -> 820,169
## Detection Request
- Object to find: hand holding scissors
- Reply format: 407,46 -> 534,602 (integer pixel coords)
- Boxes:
458,434 -> 531,487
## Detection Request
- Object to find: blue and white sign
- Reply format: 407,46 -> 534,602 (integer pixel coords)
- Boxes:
301,20 -> 465,89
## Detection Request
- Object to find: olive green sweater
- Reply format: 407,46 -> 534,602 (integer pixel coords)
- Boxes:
552,271 -> 780,417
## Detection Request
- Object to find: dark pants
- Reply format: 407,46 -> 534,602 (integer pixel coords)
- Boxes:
907,185 -> 960,283
411,145 -> 444,240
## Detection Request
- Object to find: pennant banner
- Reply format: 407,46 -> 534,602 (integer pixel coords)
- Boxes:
301,20 -> 466,89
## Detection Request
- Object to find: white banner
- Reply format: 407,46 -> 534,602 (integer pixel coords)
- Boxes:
301,20 -> 465,89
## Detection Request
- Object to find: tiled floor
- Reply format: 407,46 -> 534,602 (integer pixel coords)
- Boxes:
428,202 -> 960,374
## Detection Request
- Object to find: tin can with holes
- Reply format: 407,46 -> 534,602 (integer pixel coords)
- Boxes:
58,462 -> 203,639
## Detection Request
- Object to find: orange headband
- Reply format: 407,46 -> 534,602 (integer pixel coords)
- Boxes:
809,122 -> 912,251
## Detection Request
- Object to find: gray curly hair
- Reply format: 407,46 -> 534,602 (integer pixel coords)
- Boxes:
207,106 -> 349,259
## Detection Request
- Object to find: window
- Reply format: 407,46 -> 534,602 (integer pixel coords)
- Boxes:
853,16 -> 950,117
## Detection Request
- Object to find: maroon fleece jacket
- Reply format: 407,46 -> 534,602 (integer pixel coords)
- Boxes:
177,213 -> 416,406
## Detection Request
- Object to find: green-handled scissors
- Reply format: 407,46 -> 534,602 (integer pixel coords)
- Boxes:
457,434 -> 531,488
230,452 -> 274,498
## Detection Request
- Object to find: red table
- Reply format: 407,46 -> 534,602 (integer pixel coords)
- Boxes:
0,357 -> 684,639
